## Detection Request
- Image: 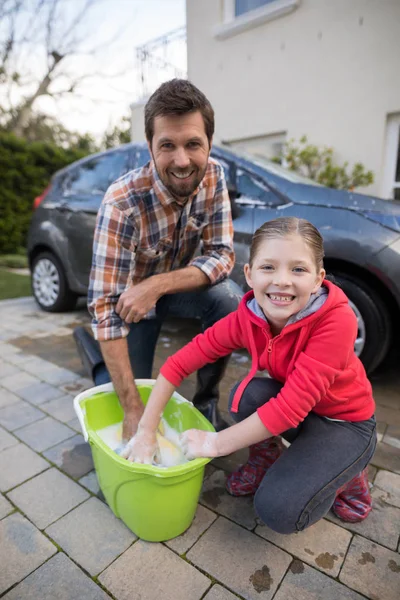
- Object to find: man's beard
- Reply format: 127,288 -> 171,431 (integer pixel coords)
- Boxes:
153,161 -> 208,199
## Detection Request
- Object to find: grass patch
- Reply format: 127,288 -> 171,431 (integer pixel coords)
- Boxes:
0,254 -> 28,269
0,268 -> 31,300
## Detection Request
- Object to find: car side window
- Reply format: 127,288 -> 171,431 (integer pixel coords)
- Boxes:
132,147 -> 151,169
236,168 -> 280,206
62,152 -> 130,196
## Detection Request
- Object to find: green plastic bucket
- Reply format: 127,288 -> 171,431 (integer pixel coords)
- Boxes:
74,380 -> 215,542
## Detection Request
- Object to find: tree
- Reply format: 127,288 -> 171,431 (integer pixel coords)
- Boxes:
277,136 -> 374,190
102,115 -> 131,149
0,0 -> 125,137
0,131 -> 88,253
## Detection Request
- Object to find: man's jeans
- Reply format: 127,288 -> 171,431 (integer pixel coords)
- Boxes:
94,278 -> 243,407
228,377 -> 377,534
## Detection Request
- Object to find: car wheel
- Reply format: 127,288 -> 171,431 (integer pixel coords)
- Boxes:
333,274 -> 392,373
32,252 -> 78,312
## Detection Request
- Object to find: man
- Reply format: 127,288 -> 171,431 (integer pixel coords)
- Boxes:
74,78 -> 243,442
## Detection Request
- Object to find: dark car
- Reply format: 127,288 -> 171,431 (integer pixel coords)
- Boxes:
27,143 -> 400,373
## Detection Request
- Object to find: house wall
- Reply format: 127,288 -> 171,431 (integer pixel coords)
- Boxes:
186,0 -> 400,196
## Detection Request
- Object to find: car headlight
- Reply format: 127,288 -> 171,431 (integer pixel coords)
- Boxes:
361,211 -> 400,233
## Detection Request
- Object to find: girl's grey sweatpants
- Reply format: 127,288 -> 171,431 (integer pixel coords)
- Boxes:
228,377 -> 377,534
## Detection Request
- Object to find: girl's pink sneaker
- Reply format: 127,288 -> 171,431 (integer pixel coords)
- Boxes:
332,468 -> 372,522
226,437 -> 285,496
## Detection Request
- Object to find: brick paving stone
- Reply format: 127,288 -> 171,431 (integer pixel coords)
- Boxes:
0,360 -> 19,378
368,464 -> 377,483
2,552 -> 110,600
16,382 -> 64,405
2,352 -> 36,366
200,469 -> 257,530
99,539 -> 210,600
0,341 -> 21,357
40,394 -> 76,422
0,493 -> 14,519
273,560 -> 365,600
187,517 -> 292,600
1,371 -> 41,392
371,442 -> 400,474
340,535 -> 400,600
79,470 -> 101,495
8,468 -> 89,529
46,497 -> 136,575
383,424 -> 400,449
373,470 -> 400,508
0,387 -> 20,409
374,388 -> 400,411
0,513 -> 57,594
255,518 -> 351,577
39,366 -> 80,386
166,504 -> 218,554
0,426 -> 18,451
43,433 -> 94,478
203,585 -> 239,600
326,488 -> 400,550
0,400 -> 45,431
67,416 -> 83,432
377,421 -> 388,442
21,356 -> 65,376
14,416 -> 76,452
212,447 -> 249,473
0,443 -> 49,492
375,404 -> 400,427
59,379 -> 93,395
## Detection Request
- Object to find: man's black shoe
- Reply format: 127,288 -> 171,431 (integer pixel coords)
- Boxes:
195,399 -> 230,432
73,326 -> 104,381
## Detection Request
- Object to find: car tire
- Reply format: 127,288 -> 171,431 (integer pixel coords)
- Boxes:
31,251 -> 78,312
333,274 -> 392,374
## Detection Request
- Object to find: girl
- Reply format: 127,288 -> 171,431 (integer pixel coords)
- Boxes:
125,217 -> 377,534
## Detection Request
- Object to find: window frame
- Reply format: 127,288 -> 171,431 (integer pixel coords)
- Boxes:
381,114 -> 400,200
215,0 -> 300,40
235,166 -> 283,208
61,151 -> 131,198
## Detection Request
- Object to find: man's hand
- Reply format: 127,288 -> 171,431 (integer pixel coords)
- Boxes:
121,427 -> 157,464
116,278 -> 160,323
180,429 -> 219,460
122,402 -> 145,442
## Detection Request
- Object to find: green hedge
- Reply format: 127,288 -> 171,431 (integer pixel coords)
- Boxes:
0,133 -> 88,254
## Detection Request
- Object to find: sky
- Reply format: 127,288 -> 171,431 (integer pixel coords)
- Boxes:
4,0 -> 187,140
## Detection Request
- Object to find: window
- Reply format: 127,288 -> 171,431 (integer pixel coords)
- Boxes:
236,168 -> 279,206
235,0 -> 277,17
381,114 -> 400,200
133,147 -> 151,169
215,0 -> 299,40
62,152 -> 130,196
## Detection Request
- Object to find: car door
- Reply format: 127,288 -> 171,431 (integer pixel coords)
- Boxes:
59,149 -> 133,288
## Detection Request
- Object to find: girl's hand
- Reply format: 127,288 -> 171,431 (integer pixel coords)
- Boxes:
121,428 -> 157,464
180,429 -> 219,460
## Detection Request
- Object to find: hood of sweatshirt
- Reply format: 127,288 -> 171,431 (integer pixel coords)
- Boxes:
240,279 -> 350,335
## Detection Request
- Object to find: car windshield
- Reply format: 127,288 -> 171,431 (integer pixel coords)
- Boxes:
220,144 -> 322,186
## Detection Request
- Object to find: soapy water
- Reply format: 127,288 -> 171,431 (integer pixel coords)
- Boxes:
96,419 -> 187,468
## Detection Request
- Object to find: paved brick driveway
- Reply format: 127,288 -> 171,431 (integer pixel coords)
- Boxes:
0,297 -> 399,599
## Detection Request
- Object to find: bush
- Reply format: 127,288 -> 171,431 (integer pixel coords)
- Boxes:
276,136 -> 374,190
0,132 -> 88,254
0,254 -> 28,268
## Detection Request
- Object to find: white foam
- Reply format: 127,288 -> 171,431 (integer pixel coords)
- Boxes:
96,419 -> 187,467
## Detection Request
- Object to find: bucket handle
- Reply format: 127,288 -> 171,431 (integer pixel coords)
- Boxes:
73,379 -> 192,442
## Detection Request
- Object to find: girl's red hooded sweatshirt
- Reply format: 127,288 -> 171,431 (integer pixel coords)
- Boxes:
160,280 -> 375,436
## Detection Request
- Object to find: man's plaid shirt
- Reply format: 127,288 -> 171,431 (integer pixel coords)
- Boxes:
88,158 -> 235,341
